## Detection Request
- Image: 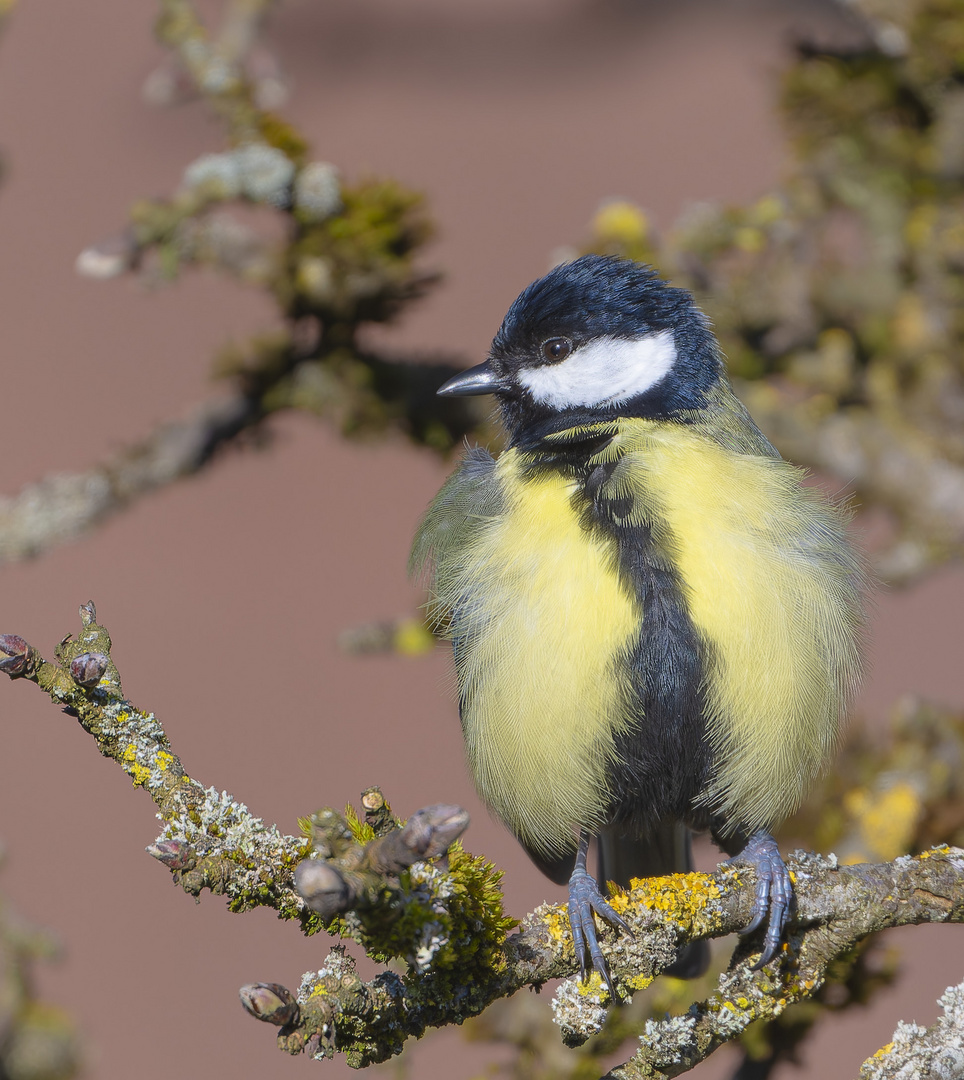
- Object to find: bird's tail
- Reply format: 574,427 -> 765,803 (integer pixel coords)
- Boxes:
597,823 -> 710,979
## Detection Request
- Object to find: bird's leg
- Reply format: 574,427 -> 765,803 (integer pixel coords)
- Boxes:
567,829 -> 632,1000
725,829 -> 793,969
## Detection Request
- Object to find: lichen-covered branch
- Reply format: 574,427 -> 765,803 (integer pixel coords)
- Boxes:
2,603 -> 314,920
0,395 -> 259,564
0,339 -> 479,567
859,978 -> 964,1079
0,0 -> 485,568
4,606 -> 964,1076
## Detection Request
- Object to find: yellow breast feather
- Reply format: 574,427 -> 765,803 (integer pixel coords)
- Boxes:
448,450 -> 639,858
592,420 -> 864,834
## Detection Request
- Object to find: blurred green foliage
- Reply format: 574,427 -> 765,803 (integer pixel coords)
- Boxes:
0,854 -> 79,1080
585,0 -> 964,584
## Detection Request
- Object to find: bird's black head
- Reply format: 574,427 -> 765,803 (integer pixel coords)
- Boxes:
439,254 -> 723,447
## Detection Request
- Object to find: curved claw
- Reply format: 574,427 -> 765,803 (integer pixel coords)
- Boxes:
726,830 -> 793,970
567,865 -> 632,1001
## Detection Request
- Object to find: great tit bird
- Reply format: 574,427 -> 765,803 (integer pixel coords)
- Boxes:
411,254 -> 864,992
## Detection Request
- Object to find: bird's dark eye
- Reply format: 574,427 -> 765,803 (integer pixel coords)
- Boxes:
541,337 -> 573,363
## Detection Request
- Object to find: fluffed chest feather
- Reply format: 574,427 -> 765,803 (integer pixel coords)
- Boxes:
412,421 -> 864,854
448,450 -> 641,858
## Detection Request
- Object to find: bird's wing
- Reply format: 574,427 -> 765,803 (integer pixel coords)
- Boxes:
409,445 -> 503,629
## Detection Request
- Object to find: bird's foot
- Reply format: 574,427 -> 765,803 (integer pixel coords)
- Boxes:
726,830 -> 793,969
567,865 -> 632,1000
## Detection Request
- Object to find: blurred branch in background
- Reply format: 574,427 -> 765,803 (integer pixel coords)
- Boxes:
3,0 -> 964,589
0,851 -> 80,1080
0,0 -> 483,567
583,0 -> 964,584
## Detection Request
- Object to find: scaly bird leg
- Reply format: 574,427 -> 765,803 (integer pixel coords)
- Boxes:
726,829 -> 793,969
567,830 -> 632,1000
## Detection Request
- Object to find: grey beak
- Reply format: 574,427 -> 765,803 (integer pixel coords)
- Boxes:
437,361 -> 504,397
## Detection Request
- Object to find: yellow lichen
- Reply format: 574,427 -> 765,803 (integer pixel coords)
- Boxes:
919,845 -> 950,859
544,907 -> 570,943
626,872 -> 723,929
842,781 -> 922,863
121,744 -> 151,786
734,226 -> 766,252
156,751 -> 174,771
577,972 -> 605,997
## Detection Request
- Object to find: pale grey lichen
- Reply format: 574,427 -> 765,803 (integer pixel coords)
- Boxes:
235,144 -> 295,207
791,848 -> 838,871
199,54 -> 233,94
402,862 -> 456,971
550,976 -> 608,1041
939,981 -> 964,1019
294,162 -> 342,221
708,1000 -> 750,1038
182,144 -> 295,208
156,785 -> 306,900
183,152 -> 242,199
892,1019 -> 927,1043
100,700 -> 165,741
298,949 -> 358,1001
639,1010 -> 698,1061
860,978 -> 964,1079
407,861 -> 455,906
411,921 -> 449,972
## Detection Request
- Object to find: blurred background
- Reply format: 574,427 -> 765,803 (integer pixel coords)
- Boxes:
2,0 -> 964,1078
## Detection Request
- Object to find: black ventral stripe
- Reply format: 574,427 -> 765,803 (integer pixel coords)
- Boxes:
520,437 -> 718,833
589,478 -> 716,832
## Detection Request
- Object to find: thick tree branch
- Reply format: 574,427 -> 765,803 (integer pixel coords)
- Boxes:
3,606 -> 964,1075
0,342 -> 477,567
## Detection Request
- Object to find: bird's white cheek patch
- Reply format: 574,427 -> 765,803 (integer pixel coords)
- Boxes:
518,331 -> 677,409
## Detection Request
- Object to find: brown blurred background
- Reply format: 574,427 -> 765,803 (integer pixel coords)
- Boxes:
1,1 -> 964,1077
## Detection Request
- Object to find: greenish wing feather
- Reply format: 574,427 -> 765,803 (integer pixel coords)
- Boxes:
409,446 -> 504,630
694,379 -> 783,459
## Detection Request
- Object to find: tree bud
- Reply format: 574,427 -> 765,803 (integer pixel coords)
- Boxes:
294,859 -> 351,920
239,983 -> 300,1027
400,804 -> 470,859
70,652 -> 108,687
147,840 -> 196,871
0,635 -> 32,676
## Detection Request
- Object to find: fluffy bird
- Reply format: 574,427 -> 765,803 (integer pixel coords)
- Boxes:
411,254 -> 864,992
